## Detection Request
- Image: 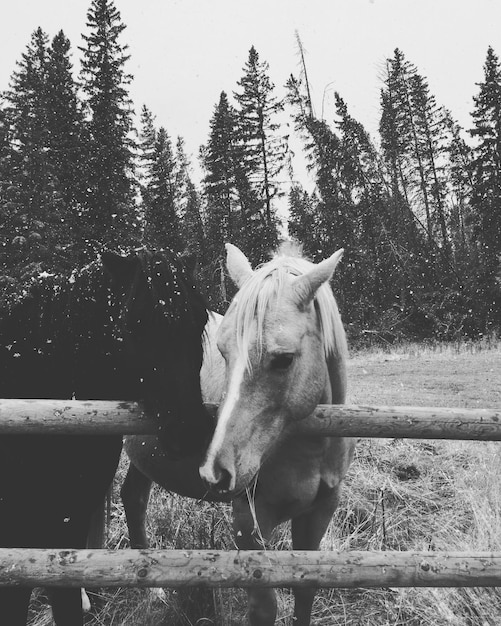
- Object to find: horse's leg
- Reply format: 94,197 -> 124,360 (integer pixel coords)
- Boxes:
121,462 -> 153,549
0,588 -> 31,625
232,495 -> 278,626
87,491 -> 108,548
290,485 -> 341,626
80,491 -> 109,612
121,462 -> 169,603
49,587 -> 84,626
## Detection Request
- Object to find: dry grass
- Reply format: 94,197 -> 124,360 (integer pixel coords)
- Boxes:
27,339 -> 501,625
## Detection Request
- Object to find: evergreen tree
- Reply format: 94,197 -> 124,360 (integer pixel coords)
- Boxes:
46,31 -> 89,258
137,105 -> 157,178
200,91 -> 244,306
79,0 -> 137,249
445,115 -> 475,260
333,93 -> 392,313
470,47 -> 501,270
46,32 -> 86,204
233,46 -> 284,256
469,46 -> 501,331
174,137 -> 193,224
0,100 -> 16,272
380,50 -> 443,247
378,49 -> 495,338
180,177 -> 205,262
1,28 -> 67,274
286,75 -> 353,258
0,102 -> 10,199
175,137 -> 204,257
287,184 -> 319,250
138,110 -> 198,254
380,50 -> 468,264
141,126 -> 182,251
202,92 -> 245,255
379,51 -> 415,215
409,72 -> 452,256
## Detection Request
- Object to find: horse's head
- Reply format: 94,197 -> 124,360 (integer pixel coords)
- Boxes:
102,249 -> 211,457
200,243 -> 346,495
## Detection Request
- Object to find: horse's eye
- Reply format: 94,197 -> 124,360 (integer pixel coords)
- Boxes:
270,353 -> 294,370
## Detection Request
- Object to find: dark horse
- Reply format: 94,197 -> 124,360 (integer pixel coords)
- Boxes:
0,249 -> 212,625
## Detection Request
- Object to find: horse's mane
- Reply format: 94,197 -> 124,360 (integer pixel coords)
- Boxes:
0,249 -> 208,398
232,243 -> 347,370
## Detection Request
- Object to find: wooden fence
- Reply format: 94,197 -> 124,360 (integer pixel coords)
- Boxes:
1,399 -> 501,589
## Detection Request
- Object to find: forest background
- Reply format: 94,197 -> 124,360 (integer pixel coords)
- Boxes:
0,0 -> 500,345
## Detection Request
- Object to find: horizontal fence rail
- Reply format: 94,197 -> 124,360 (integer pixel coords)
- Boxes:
2,398 -> 501,592
1,548 -> 501,589
0,399 -> 500,440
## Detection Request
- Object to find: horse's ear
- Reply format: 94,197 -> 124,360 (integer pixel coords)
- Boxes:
101,251 -> 138,287
225,243 -> 253,288
292,249 -> 344,306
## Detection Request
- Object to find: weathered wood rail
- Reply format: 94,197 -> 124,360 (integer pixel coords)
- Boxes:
1,398 -> 501,590
1,548 -> 501,588
1,398 -> 500,440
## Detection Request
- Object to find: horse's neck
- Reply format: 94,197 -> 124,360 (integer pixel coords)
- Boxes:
67,275 -> 140,399
201,312 -> 226,403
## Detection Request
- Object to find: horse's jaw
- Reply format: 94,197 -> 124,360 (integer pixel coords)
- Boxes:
199,392 -> 289,496
144,394 -> 214,460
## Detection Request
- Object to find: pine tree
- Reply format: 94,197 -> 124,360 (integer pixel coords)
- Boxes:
380,50 -> 432,244
180,177 -> 205,262
287,184 -> 318,249
141,126 -> 182,251
202,92 -> 244,253
378,49 -> 491,338
175,137 -> 204,257
45,31 -> 88,259
137,105 -> 157,177
445,115 -> 475,260
0,100 -> 16,272
46,32 -> 85,203
470,46 -> 501,271
469,46 -> 501,332
200,92 -> 242,306
233,46 -> 284,255
409,73 -> 452,256
333,93 -> 392,312
79,0 -> 137,249
285,74 -> 353,256
1,28 -> 67,274
380,49 -> 458,259
137,105 -> 157,221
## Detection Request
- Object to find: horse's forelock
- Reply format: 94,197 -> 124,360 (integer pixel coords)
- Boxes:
232,253 -> 346,371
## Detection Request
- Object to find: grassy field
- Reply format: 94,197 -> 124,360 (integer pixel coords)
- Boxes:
28,340 -> 501,625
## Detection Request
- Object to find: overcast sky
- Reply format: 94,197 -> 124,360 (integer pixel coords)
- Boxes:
2,0 -> 501,182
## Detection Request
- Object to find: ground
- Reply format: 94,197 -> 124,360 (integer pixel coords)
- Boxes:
28,340 -> 501,625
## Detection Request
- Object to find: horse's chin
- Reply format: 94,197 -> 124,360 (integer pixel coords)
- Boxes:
229,469 -> 260,499
204,469 -> 258,500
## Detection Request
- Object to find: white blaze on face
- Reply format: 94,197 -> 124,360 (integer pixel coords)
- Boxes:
200,355 -> 247,484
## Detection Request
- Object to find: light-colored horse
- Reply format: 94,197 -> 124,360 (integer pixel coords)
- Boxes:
123,242 -> 355,625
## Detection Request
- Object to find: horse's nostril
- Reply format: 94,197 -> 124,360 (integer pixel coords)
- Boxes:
202,463 -> 233,494
216,467 -> 232,493
200,455 -> 235,493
